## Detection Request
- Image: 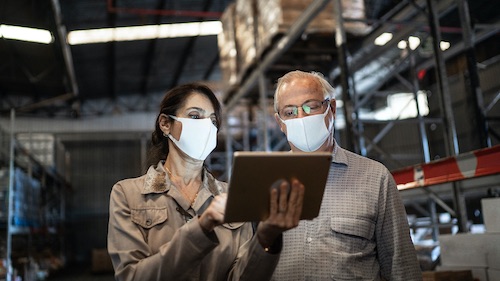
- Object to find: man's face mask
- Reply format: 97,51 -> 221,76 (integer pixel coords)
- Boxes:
280,104 -> 333,152
168,115 -> 217,160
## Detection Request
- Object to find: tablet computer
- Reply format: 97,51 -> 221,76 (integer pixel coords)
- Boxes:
224,151 -> 332,223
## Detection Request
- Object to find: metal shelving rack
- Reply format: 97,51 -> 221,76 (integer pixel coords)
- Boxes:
214,0 -> 499,238
0,110 -> 70,281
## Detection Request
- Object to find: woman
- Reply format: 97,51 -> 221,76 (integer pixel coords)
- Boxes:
108,83 -> 304,281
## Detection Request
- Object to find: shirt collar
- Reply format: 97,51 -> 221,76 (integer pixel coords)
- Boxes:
331,139 -> 348,166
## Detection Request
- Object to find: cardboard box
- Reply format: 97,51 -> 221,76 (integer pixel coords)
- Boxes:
436,266 -> 488,281
91,248 -> 114,273
488,268 -> 500,281
489,250 -> 500,270
422,270 -> 473,281
439,233 -> 500,267
482,197 -> 500,233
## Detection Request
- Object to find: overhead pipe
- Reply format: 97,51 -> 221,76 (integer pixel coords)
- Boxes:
107,0 -> 222,18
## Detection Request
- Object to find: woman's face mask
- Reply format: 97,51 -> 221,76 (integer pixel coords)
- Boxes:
168,115 -> 218,160
280,104 -> 333,152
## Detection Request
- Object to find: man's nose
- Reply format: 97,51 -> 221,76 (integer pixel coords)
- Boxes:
296,107 -> 307,118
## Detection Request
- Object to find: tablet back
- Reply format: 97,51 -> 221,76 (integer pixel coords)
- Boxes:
224,151 -> 332,223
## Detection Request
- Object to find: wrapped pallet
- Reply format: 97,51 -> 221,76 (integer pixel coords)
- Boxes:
234,0 -> 258,77
256,0 -> 370,56
217,3 -> 238,89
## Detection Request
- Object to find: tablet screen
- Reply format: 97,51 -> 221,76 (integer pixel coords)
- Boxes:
224,151 -> 332,223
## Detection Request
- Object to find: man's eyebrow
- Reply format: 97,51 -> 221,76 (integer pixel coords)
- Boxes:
282,99 -> 318,107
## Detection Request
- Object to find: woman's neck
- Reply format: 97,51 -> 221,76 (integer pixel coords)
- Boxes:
164,152 -> 203,185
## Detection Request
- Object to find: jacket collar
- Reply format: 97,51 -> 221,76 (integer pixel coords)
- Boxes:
141,161 -> 222,212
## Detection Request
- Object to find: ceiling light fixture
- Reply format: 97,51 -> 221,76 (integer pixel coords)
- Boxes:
67,21 -> 222,45
374,32 -> 393,46
397,40 -> 407,49
0,24 -> 53,44
440,41 -> 451,51
408,36 -> 420,50
396,36 -> 421,50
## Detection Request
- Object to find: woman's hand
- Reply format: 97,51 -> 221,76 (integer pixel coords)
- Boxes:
256,178 -> 305,250
198,193 -> 227,232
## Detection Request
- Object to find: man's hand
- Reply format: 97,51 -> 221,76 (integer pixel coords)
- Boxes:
256,178 -> 305,249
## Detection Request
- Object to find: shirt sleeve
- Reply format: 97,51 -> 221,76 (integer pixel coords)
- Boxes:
227,231 -> 282,281
107,182 -> 219,281
376,170 -> 423,281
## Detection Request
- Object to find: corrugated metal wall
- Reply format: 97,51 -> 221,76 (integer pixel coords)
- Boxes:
62,138 -> 142,263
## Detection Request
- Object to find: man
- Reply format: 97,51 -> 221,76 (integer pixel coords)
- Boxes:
272,70 -> 422,280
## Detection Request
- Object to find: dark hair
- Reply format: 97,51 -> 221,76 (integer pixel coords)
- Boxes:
146,83 -> 222,168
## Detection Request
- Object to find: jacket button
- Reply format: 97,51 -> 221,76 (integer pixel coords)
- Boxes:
146,219 -> 152,226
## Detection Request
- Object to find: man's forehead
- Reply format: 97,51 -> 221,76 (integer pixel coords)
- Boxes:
280,78 -> 323,101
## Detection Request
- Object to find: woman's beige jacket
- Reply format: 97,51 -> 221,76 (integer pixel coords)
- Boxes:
108,161 -> 280,281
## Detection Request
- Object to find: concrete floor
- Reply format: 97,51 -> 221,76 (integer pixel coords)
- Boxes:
46,266 -> 114,281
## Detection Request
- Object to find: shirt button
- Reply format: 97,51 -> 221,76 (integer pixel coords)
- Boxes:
146,219 -> 152,226
306,237 -> 312,243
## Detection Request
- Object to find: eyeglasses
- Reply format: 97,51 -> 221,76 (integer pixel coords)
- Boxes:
278,99 -> 330,120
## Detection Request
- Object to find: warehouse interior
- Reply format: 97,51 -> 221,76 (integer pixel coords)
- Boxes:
0,0 -> 499,280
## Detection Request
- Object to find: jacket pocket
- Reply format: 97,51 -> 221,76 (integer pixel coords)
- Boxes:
330,217 -> 375,240
131,207 -> 168,229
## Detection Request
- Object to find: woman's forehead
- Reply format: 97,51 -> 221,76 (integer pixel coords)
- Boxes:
180,92 -> 215,112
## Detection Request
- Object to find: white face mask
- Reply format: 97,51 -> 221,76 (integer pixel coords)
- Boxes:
281,105 -> 332,152
168,115 -> 218,160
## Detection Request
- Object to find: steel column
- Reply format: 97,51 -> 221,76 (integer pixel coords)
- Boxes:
409,44 -> 431,163
427,0 -> 468,233
6,109 -> 15,281
456,0 -> 491,148
259,74 -> 270,151
333,0 -> 358,154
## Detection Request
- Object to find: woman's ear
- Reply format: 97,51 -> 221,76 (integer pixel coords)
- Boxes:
158,114 -> 171,135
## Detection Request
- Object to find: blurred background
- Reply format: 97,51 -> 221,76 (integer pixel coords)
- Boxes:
0,0 -> 499,280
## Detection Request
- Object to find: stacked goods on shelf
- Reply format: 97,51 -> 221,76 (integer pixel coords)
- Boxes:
217,3 -> 239,89
255,0 -> 370,57
218,0 -> 371,90
0,168 -> 8,222
437,198 -> 500,281
13,168 -> 41,228
234,0 -> 258,79
482,198 -> 500,281
0,169 -> 6,279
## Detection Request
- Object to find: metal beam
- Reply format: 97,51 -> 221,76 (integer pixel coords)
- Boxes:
334,0 -> 357,153
456,0 -> 490,148
51,0 -> 79,99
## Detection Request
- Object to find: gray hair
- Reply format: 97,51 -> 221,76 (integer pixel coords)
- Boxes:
273,70 -> 335,112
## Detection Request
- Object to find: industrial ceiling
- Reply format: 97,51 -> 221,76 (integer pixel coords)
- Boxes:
0,0 -> 498,119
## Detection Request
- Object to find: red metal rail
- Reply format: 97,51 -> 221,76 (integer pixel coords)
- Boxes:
393,145 -> 500,190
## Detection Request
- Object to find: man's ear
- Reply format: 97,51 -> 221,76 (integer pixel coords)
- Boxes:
274,113 -> 286,134
158,114 -> 171,135
329,99 -> 337,119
